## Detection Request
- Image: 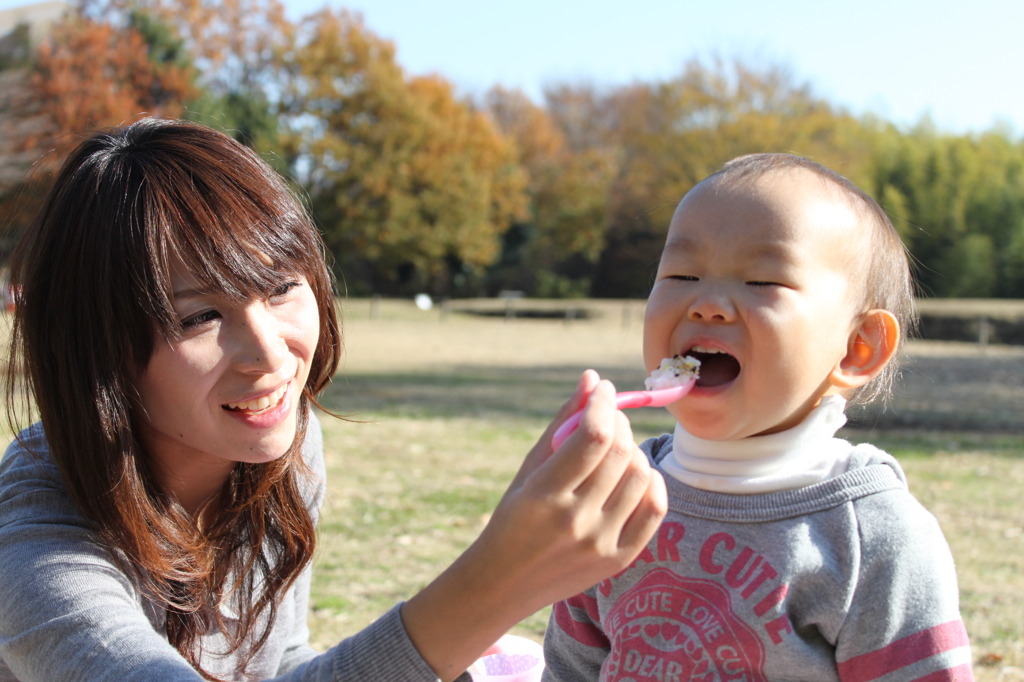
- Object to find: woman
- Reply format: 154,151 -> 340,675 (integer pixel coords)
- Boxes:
0,118 -> 666,681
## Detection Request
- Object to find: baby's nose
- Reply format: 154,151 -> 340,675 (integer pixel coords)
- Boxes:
688,293 -> 735,322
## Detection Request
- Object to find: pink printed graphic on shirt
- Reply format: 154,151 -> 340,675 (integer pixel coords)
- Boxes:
602,568 -> 767,681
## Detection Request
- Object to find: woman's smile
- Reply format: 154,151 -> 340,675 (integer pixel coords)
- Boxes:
223,382 -> 290,415
222,382 -> 294,429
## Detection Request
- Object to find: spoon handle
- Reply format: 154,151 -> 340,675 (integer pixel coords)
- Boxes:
550,380 -> 695,450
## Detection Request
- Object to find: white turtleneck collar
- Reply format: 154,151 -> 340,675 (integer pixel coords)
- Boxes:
659,395 -> 855,494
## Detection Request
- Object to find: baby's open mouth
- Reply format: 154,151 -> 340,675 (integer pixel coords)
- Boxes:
223,384 -> 288,414
687,349 -> 740,387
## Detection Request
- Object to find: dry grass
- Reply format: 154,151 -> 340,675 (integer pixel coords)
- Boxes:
307,298 -> 1024,680
1,298 -> 1018,677
916,298 -> 1024,320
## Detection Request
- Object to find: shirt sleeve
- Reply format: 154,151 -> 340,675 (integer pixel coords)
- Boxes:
277,604 -> 458,681
0,444 -> 207,682
542,590 -> 610,681
0,423 -> 465,682
834,492 -> 974,681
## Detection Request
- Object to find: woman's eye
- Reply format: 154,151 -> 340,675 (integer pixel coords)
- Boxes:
746,280 -> 781,287
269,280 -> 302,300
668,275 -> 699,282
181,309 -> 220,329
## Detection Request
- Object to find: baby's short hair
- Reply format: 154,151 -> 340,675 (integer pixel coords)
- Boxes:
707,153 -> 917,405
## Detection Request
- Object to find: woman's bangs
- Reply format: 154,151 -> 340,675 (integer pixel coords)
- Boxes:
151,179 -> 322,327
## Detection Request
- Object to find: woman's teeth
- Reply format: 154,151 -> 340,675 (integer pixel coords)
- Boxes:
224,384 -> 287,413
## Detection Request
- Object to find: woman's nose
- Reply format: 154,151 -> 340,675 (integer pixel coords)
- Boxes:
232,304 -> 288,373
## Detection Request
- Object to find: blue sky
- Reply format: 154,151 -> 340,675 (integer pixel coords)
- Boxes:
3,0 -> 1020,135
284,0 -> 1024,136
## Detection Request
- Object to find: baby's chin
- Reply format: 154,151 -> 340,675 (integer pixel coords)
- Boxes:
673,411 -> 773,442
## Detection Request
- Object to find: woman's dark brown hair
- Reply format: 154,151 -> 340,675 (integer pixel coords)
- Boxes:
4,118 -> 342,679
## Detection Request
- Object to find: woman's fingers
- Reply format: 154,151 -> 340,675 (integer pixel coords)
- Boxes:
499,369 -> 667,586
604,451 -> 669,554
522,372 -> 665,539
534,378 -> 623,492
462,383 -> 668,632
509,370 -> 600,490
565,408 -> 667,558
551,369 -> 600,436
571,408 -> 637,501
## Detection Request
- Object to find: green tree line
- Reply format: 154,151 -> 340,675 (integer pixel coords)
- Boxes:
2,0 -> 1023,299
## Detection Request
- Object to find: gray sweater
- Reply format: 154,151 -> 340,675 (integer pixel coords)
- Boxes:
0,421 -> 443,681
543,434 -> 974,681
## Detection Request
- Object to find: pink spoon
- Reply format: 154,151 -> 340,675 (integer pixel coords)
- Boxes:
551,377 -> 696,450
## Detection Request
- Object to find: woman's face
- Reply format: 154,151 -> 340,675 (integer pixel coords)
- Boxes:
132,258 -> 321,508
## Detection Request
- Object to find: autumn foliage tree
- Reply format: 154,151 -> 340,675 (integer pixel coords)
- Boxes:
483,86 -> 614,296
0,8 -> 200,258
77,0 -> 291,149
79,0 -> 289,91
538,58 -> 881,297
2,0 -> 292,258
2,4 -> 1024,298
278,9 -> 527,295
33,13 -> 196,144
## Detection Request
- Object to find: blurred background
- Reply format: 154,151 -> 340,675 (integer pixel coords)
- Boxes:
1,0 -> 1024,307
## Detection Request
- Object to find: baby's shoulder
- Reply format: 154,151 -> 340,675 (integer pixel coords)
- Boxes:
842,449 -> 949,554
639,433 -> 674,465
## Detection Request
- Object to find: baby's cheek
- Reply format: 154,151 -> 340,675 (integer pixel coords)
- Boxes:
642,337 -> 669,375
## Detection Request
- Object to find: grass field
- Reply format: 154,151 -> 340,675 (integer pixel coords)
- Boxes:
307,297 -> 1024,681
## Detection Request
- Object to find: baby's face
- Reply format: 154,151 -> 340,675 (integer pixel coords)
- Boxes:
643,168 -> 869,440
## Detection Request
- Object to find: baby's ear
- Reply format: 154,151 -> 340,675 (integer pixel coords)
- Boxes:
829,309 -> 900,390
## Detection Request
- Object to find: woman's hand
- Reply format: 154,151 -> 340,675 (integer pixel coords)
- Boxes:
485,369 -> 669,608
402,370 -> 668,680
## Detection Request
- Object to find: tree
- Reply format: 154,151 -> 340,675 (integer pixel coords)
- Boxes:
0,8 -> 201,263
962,130 -> 1024,297
76,0 -> 291,151
78,0 -> 290,93
0,21 -> 32,71
278,9 -> 527,295
869,124 -> 1024,298
569,57 -> 869,297
483,86 -> 614,296
32,14 -> 196,144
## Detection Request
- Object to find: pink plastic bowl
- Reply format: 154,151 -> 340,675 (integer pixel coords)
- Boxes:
468,635 -> 545,682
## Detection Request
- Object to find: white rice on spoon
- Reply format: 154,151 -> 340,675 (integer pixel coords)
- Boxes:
645,355 -> 701,390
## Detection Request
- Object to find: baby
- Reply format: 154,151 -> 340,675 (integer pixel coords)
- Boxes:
543,154 -> 973,681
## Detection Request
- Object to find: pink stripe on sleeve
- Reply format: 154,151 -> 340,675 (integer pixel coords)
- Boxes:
552,593 -> 609,649
837,620 -> 971,681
